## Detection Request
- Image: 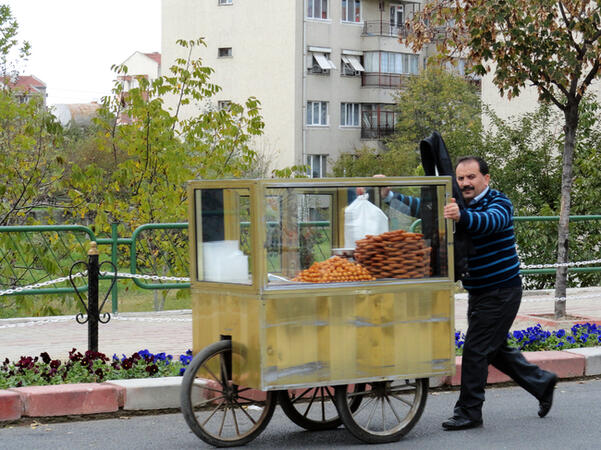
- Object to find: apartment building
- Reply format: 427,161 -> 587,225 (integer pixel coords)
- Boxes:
161,0 -> 428,177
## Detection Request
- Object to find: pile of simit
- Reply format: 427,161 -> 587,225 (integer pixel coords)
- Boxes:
353,230 -> 431,279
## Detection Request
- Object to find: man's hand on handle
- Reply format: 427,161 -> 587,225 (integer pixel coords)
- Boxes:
444,198 -> 461,222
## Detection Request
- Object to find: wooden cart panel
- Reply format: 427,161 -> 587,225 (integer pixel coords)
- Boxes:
192,282 -> 454,390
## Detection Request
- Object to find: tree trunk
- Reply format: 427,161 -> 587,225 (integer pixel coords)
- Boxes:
554,102 -> 579,319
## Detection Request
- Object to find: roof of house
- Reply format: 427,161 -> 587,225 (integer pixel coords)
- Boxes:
144,52 -> 161,65
4,75 -> 47,93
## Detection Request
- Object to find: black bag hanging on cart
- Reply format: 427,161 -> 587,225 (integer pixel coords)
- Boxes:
419,131 -> 474,281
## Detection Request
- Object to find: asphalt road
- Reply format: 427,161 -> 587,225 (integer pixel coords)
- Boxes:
2,379 -> 601,449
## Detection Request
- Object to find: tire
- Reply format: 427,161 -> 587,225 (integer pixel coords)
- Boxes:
278,386 -> 342,431
180,340 -> 277,447
334,378 -> 428,444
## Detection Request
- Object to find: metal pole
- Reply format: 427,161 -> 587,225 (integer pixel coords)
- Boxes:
111,222 -> 119,313
88,241 -> 99,352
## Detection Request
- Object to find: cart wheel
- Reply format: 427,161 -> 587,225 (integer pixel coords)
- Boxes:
334,378 -> 428,444
279,384 -> 364,431
180,340 -> 277,447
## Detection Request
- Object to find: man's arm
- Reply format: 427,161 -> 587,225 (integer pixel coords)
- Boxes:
458,196 -> 513,234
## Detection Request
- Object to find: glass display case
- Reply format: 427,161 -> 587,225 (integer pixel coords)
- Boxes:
188,177 -> 455,390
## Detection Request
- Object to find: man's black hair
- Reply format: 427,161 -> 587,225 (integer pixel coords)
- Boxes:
456,156 -> 489,176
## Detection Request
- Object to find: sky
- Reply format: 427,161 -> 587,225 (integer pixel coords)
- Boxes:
4,0 -> 161,106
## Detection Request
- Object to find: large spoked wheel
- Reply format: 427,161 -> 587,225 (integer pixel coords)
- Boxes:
180,340 -> 277,447
334,378 -> 428,444
279,385 -> 364,431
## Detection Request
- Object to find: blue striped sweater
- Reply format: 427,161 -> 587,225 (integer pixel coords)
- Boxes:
458,188 -> 521,292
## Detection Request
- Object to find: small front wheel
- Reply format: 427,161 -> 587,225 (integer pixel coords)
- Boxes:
279,384 -> 365,431
180,340 -> 277,447
334,378 -> 428,444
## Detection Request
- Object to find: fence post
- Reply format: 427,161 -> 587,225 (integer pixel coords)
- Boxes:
111,222 -> 119,313
88,242 -> 100,352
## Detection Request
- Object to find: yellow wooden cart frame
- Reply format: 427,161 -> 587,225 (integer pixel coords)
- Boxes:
181,177 -> 456,446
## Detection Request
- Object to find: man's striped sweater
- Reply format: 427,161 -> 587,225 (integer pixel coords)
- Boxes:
457,188 -> 521,293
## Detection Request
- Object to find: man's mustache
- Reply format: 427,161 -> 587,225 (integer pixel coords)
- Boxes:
461,186 -> 474,192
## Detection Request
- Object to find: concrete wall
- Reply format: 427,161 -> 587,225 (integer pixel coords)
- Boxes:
161,0 -> 300,170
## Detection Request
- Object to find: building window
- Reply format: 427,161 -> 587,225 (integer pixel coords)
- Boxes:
364,51 -> 419,74
341,53 -> 364,76
307,154 -> 327,178
218,0 -> 233,4
361,104 -> 397,139
307,101 -> 328,126
341,0 -> 361,23
218,100 -> 231,111
340,103 -> 360,127
218,47 -> 232,58
308,49 -> 336,74
307,0 -> 328,19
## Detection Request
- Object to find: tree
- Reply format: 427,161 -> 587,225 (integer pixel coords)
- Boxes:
0,5 -> 30,77
0,5 -> 65,226
63,38 -> 265,310
65,38 -> 264,233
387,65 -> 482,161
331,144 -> 421,177
332,66 -> 482,177
481,104 -> 563,215
407,1 -> 601,318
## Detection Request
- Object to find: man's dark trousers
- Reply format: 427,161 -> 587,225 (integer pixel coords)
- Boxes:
454,285 -> 555,421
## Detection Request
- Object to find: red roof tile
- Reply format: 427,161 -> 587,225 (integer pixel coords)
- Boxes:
144,52 -> 161,65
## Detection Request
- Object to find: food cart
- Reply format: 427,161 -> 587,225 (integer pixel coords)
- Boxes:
180,177 -> 456,446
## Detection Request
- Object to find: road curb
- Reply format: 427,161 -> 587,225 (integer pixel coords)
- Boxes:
443,350 -> 587,386
104,377 -> 183,410
2,347 -> 601,421
7,383 -> 121,417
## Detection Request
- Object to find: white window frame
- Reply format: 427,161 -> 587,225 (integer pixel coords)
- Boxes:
341,0 -> 361,23
307,101 -> 328,126
340,103 -> 360,127
307,0 -> 329,20
306,154 -> 327,178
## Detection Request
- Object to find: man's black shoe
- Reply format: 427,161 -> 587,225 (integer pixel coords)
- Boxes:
538,374 -> 558,418
442,416 -> 483,430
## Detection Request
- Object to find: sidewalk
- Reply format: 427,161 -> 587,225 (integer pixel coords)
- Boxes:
2,287 -> 601,422
2,287 -> 601,362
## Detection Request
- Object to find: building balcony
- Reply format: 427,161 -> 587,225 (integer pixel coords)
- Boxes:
361,72 -> 410,89
361,110 -> 396,140
361,125 -> 395,140
362,20 -> 410,39
362,20 -> 450,41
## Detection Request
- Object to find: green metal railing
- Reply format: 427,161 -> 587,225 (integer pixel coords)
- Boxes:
2,215 -> 601,313
0,223 -> 190,314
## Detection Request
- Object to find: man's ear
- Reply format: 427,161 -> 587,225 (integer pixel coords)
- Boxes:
484,174 -> 490,185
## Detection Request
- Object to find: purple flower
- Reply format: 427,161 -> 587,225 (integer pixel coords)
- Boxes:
40,352 -> 51,364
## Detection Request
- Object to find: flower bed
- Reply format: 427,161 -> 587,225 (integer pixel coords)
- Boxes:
0,348 -> 193,389
455,323 -> 601,355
